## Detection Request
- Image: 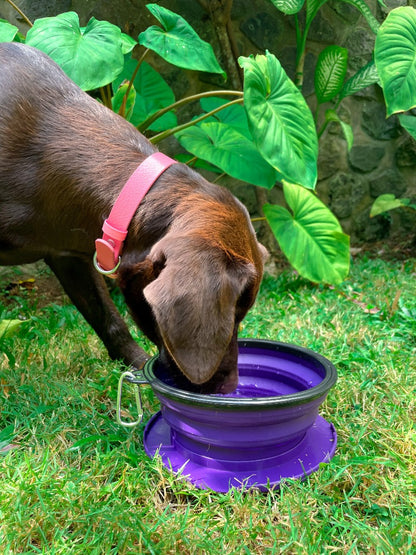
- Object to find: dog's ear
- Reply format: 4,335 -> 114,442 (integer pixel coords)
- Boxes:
142,236 -> 257,384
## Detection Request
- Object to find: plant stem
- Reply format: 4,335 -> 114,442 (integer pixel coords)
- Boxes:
185,156 -> 198,167
294,14 -> 307,90
294,6 -> 317,91
294,35 -> 307,90
100,86 -> 112,109
5,0 -> 33,27
251,217 -> 266,223
213,172 -> 226,183
139,90 -> 243,133
119,49 -> 149,118
294,14 -> 301,48
317,119 -> 329,139
150,97 -> 244,144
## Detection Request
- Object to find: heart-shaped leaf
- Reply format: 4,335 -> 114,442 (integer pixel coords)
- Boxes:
370,194 -> 411,217
121,33 -> 137,54
174,153 -> 222,173
315,45 -> 348,104
199,97 -> 251,138
26,12 -> 124,90
264,182 -> 350,284
239,52 -> 318,189
0,19 -> 18,42
339,60 -> 379,101
176,122 -> 278,188
139,4 -> 225,78
375,6 -> 416,116
399,114 -> 416,140
113,55 -> 177,131
270,0 -> 305,15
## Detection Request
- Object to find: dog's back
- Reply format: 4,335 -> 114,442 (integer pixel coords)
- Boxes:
0,42 -> 153,264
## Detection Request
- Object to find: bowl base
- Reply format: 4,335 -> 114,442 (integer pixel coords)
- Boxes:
144,412 -> 337,492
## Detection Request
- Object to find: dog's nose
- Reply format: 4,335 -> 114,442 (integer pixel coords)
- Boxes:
216,375 -> 238,395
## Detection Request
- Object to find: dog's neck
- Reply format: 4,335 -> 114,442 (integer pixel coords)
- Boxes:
94,152 -> 177,275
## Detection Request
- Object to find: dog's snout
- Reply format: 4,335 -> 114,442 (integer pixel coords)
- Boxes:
216,375 -> 238,395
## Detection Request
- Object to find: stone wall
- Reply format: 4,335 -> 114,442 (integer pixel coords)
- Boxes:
1,0 -> 415,244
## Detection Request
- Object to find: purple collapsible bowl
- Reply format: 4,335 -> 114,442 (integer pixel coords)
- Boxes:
143,339 -> 337,492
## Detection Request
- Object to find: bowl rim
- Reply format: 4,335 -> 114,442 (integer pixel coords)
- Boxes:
142,339 -> 338,410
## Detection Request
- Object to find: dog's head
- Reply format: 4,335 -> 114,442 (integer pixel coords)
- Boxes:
118,190 -> 267,394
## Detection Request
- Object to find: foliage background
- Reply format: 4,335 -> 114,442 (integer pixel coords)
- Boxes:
1,0 -> 416,245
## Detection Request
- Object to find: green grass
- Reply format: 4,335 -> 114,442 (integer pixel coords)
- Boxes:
0,255 -> 415,554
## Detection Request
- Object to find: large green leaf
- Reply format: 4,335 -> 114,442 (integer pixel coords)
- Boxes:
175,153 -> 222,173
139,4 -> 225,78
239,52 -> 318,189
264,182 -> 350,284
26,12 -> 124,91
0,19 -> 18,42
370,194 -> 416,217
315,45 -> 348,104
270,0 -> 305,15
176,122 -> 278,188
113,55 -> 177,131
79,26 -> 136,54
398,114 -> 416,140
120,33 -> 137,54
375,7 -> 416,116
338,60 -> 379,101
200,97 -> 251,138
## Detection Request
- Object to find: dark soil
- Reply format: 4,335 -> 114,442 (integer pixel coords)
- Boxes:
0,262 -> 65,308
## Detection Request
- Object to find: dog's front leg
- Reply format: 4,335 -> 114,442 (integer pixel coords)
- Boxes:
45,255 -> 149,369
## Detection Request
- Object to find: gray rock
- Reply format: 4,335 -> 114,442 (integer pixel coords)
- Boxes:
328,172 -> 368,218
240,12 -> 283,51
308,10 -> 337,43
362,103 -> 401,140
344,27 -> 376,71
377,0 -> 407,18
353,208 -> 391,241
318,135 -> 348,181
348,144 -> 385,172
369,169 -> 407,198
329,0 -> 361,25
395,137 -> 416,167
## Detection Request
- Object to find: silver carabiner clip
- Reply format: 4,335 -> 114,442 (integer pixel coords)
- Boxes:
116,370 -> 144,428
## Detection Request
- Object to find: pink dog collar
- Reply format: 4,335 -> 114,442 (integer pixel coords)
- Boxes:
94,152 -> 177,276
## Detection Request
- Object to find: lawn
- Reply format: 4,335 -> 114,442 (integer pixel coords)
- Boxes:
0,252 -> 415,554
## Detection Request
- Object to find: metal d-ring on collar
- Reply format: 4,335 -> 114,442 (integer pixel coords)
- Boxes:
93,251 -> 121,276
93,152 -> 177,277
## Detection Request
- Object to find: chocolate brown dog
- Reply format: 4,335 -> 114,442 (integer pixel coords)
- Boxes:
0,43 -> 266,394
